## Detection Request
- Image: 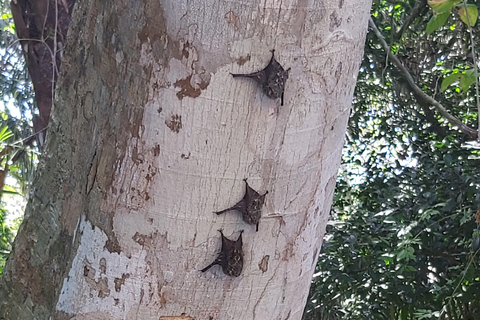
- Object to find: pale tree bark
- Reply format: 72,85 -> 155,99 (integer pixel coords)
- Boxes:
0,0 -> 371,319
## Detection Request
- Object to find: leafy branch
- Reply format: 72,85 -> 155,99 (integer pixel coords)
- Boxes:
369,17 -> 478,139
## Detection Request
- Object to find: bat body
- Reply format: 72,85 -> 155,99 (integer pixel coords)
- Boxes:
231,49 -> 290,106
201,230 -> 244,277
215,179 -> 268,232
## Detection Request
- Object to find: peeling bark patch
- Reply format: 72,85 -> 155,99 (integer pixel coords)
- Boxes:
133,232 -> 147,246
160,291 -> 167,308
224,11 -> 240,30
329,11 -> 342,31
174,74 -> 208,99
97,278 -> 110,298
83,259 -> 111,298
99,257 -> 107,274
145,165 -> 157,182
258,255 -> 270,273
236,54 -> 251,66
114,273 -> 130,292
282,242 -> 295,261
165,114 -> 182,133
105,236 -> 122,254
132,230 -> 166,248
159,313 -> 194,320
83,260 -> 95,278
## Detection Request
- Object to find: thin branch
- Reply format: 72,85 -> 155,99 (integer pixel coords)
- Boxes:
0,126 -> 48,150
394,0 -> 428,41
369,17 -> 478,139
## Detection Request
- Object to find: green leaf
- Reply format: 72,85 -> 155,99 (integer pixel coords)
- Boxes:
380,254 -> 394,265
426,11 -> 451,34
441,73 -> 461,91
3,24 -> 15,35
458,4 -> 478,27
397,246 -> 415,261
459,71 -> 476,92
0,126 -> 13,142
428,0 -> 461,13
0,189 -> 20,195
420,209 -> 440,220
405,266 -> 417,272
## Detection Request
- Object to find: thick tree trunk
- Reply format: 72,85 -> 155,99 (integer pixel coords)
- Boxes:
0,0 -> 371,319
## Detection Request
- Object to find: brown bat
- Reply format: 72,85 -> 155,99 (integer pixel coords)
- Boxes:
201,230 -> 244,277
214,179 -> 268,232
231,49 -> 290,106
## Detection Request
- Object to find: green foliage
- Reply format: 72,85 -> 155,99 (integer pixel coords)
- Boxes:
305,85 -> 480,319
428,0 -> 462,14
0,1 -> 37,276
0,3 -> 35,120
0,207 -> 15,274
440,72 -> 461,92
440,68 -> 478,94
0,124 -> 28,275
458,4 -> 478,26
304,0 -> 480,318
425,0 -> 479,94
426,11 -> 450,34
427,0 -> 478,34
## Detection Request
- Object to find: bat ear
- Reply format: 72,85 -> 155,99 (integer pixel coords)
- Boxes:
269,49 -> 276,62
260,190 -> 268,201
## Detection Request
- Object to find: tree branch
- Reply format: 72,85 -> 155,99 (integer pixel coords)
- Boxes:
369,17 -> 478,139
394,0 -> 428,41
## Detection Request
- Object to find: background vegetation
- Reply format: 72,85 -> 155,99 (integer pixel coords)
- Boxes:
0,0 -> 37,273
304,0 -> 480,319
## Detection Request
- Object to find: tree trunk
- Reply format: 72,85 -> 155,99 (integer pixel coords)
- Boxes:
10,0 -> 76,146
0,0 -> 371,319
